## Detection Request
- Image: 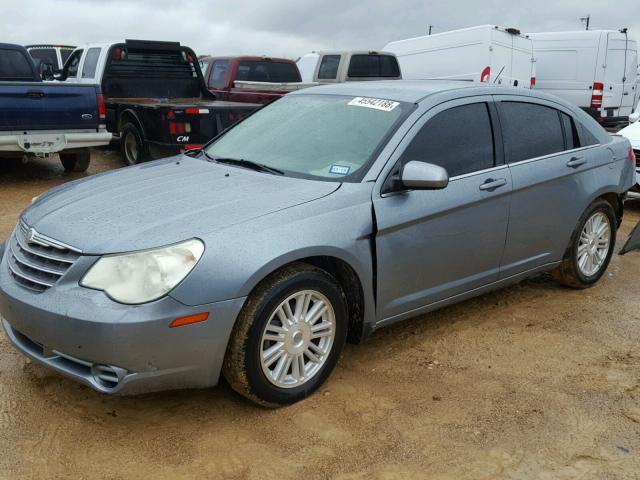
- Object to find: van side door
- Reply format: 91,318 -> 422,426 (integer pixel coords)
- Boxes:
497,97 -> 606,278
373,97 -> 511,323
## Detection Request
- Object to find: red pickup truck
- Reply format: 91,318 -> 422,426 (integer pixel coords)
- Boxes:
202,56 -> 316,104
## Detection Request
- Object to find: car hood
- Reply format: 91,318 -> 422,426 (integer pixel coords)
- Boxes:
619,122 -> 640,149
22,156 -> 340,254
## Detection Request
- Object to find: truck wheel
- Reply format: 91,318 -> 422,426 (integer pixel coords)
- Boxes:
120,123 -> 148,165
552,199 -> 616,289
60,150 -> 90,172
223,263 -> 348,407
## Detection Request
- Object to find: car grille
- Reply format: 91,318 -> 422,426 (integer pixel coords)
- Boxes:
7,221 -> 81,292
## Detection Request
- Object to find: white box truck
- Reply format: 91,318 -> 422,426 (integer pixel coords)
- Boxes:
383,25 -> 535,88
530,30 -> 638,126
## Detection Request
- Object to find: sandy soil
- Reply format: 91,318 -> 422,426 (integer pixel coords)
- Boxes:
0,150 -> 639,480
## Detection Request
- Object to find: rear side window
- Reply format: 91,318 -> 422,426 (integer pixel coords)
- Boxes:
0,49 -> 34,80
348,55 -> 400,78
236,60 -> 301,83
28,48 -> 57,68
209,60 -> 229,88
401,102 -> 495,177
500,102 -> 565,163
81,48 -> 101,78
318,55 -> 340,80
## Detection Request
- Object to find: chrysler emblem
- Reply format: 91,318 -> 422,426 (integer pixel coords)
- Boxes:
27,228 -> 37,244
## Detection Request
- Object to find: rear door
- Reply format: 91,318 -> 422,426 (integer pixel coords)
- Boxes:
497,97 -> 607,277
510,35 -> 534,88
603,33 -> 636,117
374,97 -> 511,321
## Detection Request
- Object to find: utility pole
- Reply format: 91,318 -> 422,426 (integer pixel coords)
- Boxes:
580,14 -> 590,31
428,25 -> 433,35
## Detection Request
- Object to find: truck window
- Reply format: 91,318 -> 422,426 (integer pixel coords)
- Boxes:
236,60 -> 301,83
209,60 -> 229,88
60,48 -> 74,64
318,55 -> 341,80
499,102 -> 566,162
27,48 -> 57,68
64,49 -> 83,78
0,48 -> 35,81
401,103 -> 495,177
348,55 -> 400,78
81,48 -> 101,79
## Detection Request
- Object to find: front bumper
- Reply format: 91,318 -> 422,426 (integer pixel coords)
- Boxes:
0,252 -> 245,395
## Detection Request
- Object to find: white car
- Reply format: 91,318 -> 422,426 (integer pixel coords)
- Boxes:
618,119 -> 640,191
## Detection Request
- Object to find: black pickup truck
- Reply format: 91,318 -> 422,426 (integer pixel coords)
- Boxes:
60,40 -> 260,164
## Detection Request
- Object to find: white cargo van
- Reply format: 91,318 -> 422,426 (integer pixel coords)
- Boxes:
296,51 -> 401,84
530,30 -> 638,126
383,25 -> 535,88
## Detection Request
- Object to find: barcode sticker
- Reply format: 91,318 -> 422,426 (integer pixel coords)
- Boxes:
348,97 -> 400,112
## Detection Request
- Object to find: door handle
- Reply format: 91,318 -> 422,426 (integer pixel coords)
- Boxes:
26,90 -> 45,98
566,156 -> 587,168
479,178 -> 508,191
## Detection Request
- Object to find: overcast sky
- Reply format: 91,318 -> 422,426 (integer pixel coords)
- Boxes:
2,0 -> 639,58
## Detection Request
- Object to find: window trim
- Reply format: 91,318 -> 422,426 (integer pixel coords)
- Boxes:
505,144 -> 601,168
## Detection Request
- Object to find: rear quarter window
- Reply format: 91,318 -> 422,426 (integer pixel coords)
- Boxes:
81,48 -> 101,78
499,102 -> 566,162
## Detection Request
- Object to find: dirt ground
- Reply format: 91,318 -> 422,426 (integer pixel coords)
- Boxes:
0,149 -> 639,480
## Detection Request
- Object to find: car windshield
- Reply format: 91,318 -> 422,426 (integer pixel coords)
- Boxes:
205,94 -> 410,181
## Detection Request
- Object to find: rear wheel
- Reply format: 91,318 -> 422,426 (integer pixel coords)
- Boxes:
60,149 -> 90,172
552,199 -> 616,288
120,122 -> 148,166
223,263 -> 348,407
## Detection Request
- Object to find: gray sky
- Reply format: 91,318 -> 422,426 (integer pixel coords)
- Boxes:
3,0 -> 639,58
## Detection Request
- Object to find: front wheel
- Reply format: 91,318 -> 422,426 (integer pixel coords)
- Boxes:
552,199 -> 616,288
223,263 -> 348,407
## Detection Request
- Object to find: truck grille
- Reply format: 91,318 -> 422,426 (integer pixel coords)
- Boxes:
7,221 -> 81,292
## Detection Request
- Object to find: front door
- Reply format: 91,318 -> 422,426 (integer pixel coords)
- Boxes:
373,98 -> 512,322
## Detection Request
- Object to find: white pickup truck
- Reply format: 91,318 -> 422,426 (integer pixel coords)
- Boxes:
297,51 -> 402,84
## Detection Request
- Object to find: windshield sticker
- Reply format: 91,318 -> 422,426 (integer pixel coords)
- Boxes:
348,97 -> 400,112
329,164 -> 351,176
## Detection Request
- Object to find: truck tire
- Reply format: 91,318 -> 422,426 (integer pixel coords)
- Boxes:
552,199 -> 616,289
120,122 -> 149,166
223,263 -> 348,407
60,150 -> 90,173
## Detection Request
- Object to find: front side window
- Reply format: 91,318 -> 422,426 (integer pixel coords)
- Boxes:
0,49 -> 34,80
317,55 -> 341,80
206,95 -> 411,181
499,102 -> 565,163
209,60 -> 229,88
63,49 -> 83,78
401,103 -> 495,177
81,48 -> 101,78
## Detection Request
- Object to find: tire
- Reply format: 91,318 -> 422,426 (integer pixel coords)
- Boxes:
60,150 -> 90,172
120,122 -> 148,166
223,263 -> 348,407
552,199 -> 617,288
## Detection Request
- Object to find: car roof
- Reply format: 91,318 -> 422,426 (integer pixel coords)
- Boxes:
0,43 -> 28,52
289,80 -> 520,103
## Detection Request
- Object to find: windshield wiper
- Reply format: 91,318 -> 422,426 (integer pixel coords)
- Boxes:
208,156 -> 284,175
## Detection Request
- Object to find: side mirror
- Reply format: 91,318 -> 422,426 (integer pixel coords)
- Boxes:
630,112 -> 640,124
400,161 -> 449,190
40,62 -> 54,81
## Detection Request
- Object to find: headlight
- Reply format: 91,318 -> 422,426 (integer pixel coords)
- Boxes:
80,239 -> 205,304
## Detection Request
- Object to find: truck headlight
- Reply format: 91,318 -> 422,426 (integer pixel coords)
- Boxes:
80,239 -> 205,304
